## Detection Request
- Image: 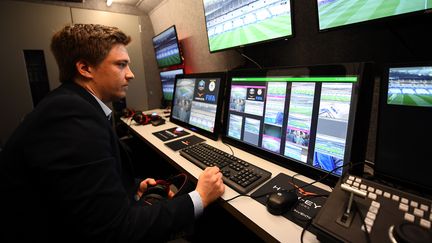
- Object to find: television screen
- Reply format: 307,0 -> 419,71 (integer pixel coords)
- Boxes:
387,65 -> 432,107
160,68 -> 184,102
152,25 -> 182,68
222,63 -> 373,185
317,0 -> 432,31
202,0 -> 293,52
374,62 -> 432,194
170,72 -> 226,140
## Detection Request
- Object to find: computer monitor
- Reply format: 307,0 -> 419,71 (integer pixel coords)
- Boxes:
202,0 -> 293,53
160,68 -> 184,107
170,72 -> 226,140
374,62 -> 432,195
152,25 -> 182,68
222,63 -> 374,186
317,0 -> 432,31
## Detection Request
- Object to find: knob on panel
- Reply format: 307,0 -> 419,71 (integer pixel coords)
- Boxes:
391,222 -> 431,243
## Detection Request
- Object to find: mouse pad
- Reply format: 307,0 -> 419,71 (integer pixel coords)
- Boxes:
165,135 -> 205,151
152,127 -> 190,142
251,173 -> 329,233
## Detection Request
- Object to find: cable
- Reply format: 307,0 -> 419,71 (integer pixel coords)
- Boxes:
223,142 -> 235,156
300,217 -> 313,243
291,161 -> 364,194
295,194 -> 329,243
353,200 -> 372,243
224,161 -> 363,202
235,48 -> 263,69
166,173 -> 188,196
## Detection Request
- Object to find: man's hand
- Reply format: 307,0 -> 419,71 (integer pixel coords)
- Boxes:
195,166 -> 225,207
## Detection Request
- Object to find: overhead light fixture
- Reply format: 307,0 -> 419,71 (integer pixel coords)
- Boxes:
106,0 -> 113,7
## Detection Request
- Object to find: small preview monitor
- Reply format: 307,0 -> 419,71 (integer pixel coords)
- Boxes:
160,68 -> 184,104
374,62 -> 432,194
202,0 -> 293,52
317,0 -> 432,31
222,63 -> 373,186
170,72 -> 226,140
387,65 -> 432,107
152,25 -> 182,68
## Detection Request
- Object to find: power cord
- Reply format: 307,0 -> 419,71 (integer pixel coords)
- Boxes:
235,48 -> 263,69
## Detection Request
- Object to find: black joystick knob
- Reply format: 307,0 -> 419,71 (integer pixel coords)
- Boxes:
392,222 -> 432,243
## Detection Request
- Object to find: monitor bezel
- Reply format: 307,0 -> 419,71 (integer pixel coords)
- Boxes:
315,0 -> 432,32
221,63 -> 373,186
374,61 -> 432,195
202,0 -> 295,53
170,72 -> 227,141
152,25 -> 183,68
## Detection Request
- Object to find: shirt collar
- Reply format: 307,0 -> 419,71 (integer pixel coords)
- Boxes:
88,92 -> 112,119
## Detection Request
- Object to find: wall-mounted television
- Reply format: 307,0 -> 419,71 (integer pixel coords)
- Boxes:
160,68 -> 184,106
317,0 -> 432,31
202,0 -> 293,53
152,25 -> 183,68
221,63 -> 374,186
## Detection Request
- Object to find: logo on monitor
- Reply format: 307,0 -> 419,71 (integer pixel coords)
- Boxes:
209,81 -> 216,92
198,80 -> 206,91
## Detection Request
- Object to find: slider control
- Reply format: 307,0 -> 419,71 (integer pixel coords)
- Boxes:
336,183 -> 367,227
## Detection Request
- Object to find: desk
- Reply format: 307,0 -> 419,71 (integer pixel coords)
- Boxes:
121,109 -> 331,243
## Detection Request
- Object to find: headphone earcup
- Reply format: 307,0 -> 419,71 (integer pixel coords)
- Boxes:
141,184 -> 169,205
132,112 -> 151,125
122,108 -> 135,118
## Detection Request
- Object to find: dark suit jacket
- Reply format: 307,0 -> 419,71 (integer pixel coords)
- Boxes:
0,82 -> 195,242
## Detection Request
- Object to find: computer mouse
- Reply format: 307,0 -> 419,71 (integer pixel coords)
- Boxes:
175,127 -> 184,132
266,190 -> 298,215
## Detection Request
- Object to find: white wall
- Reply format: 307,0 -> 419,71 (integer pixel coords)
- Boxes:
0,1 -> 71,144
149,0 -> 244,73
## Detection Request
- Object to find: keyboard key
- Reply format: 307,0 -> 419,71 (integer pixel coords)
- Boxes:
420,219 -> 431,229
413,208 -> 424,218
404,213 -> 415,222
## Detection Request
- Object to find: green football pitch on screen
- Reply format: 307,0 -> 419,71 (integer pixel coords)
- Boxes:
388,93 -> 432,107
318,0 -> 431,30
209,15 -> 292,52
157,55 -> 181,68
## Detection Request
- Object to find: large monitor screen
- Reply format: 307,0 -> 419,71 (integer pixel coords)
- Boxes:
317,0 -> 432,31
202,0 -> 293,52
222,63 -> 373,185
171,72 -> 226,140
375,62 -> 432,195
152,25 -> 182,68
160,68 -> 184,102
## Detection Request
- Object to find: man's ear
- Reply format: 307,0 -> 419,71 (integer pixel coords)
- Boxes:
76,60 -> 93,79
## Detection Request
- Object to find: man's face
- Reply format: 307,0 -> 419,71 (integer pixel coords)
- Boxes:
91,44 -> 134,102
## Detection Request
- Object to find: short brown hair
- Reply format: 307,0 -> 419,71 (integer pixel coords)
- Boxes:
51,24 -> 131,83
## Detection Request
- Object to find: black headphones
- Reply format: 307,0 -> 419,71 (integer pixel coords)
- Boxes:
132,111 -> 152,125
132,112 -> 163,125
141,180 -> 170,205
122,108 -> 136,118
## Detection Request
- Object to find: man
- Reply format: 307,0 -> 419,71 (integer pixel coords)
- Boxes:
0,24 -> 225,242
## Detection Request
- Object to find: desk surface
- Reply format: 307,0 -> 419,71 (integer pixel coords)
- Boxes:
121,109 -> 332,242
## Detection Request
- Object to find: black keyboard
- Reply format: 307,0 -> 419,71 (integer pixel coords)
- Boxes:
179,143 -> 271,194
